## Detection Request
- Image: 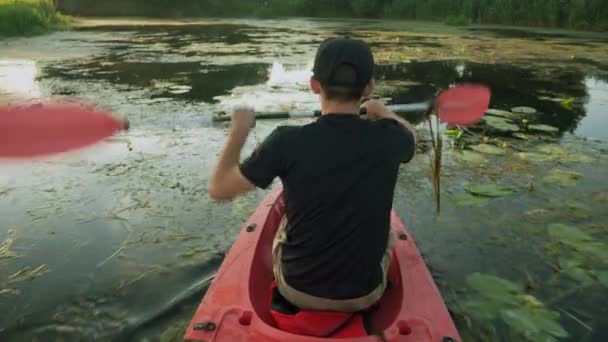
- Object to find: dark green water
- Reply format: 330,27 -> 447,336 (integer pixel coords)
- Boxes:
1,19 -> 607,342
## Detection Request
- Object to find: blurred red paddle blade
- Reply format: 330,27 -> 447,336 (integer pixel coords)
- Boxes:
0,103 -> 127,159
435,84 -> 491,126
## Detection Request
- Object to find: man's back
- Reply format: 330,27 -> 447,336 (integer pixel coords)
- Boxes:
241,113 -> 415,300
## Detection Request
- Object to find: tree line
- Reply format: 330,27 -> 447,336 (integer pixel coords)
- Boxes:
56,0 -> 608,31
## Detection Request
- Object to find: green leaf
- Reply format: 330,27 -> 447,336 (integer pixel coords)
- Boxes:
542,169 -> 581,187
464,183 -> 516,198
444,129 -> 461,138
450,193 -> 490,207
453,150 -> 488,165
517,152 -> 555,162
511,106 -> 537,114
469,144 -> 506,155
461,298 -> 503,320
501,308 -> 568,341
501,309 -> 544,338
486,109 -> 517,118
548,224 -> 593,245
483,116 -> 520,132
466,273 -> 522,299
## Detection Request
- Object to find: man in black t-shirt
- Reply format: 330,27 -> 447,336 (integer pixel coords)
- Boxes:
209,38 -> 417,312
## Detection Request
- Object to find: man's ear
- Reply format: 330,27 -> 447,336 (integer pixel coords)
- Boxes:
362,79 -> 375,98
310,77 -> 322,95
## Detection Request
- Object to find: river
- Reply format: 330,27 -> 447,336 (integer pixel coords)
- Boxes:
1,18 -> 607,342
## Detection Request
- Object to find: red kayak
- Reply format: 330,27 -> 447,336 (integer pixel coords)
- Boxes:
185,186 -> 461,342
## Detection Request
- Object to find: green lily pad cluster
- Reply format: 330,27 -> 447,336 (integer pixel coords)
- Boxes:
477,107 -> 560,138
542,169 -> 582,187
462,273 -> 568,342
483,115 -> 520,133
518,144 -> 593,164
469,143 -> 507,155
547,224 -> 608,287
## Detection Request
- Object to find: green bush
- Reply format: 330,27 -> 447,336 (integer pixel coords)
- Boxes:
0,0 -> 69,37
444,15 -> 469,26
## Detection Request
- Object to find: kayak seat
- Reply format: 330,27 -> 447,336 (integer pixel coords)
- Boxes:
269,281 -> 370,338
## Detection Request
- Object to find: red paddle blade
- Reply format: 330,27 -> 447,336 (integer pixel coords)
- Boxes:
435,84 -> 491,126
0,103 -> 128,159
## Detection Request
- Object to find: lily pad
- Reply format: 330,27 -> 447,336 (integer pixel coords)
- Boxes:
529,124 -> 559,133
486,109 -> 516,118
518,144 -> 593,164
513,133 -> 529,140
464,183 -> 516,198
511,106 -> 537,115
466,273 -> 522,300
548,223 -> 592,246
483,116 -> 520,132
469,144 -> 506,155
542,169 -> 581,187
453,150 -> 488,165
517,152 -> 555,162
450,193 -> 490,207
592,192 -> 608,203
501,308 -> 568,341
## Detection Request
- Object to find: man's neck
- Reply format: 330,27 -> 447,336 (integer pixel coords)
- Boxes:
321,100 -> 360,115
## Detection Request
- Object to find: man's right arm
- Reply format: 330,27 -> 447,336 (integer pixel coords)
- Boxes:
361,100 -> 417,144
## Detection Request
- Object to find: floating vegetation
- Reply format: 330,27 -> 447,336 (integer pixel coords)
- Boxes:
231,196 -> 256,220
0,227 -> 17,259
8,264 -> 49,283
464,183 -> 516,198
483,116 -> 520,133
160,320 -> 191,342
547,224 -> 608,288
168,85 -> 192,94
449,193 -> 490,207
517,144 -> 593,163
592,192 -> 608,203
513,132 -> 529,140
486,109 -> 516,119
0,288 -> 21,296
542,169 -> 582,187
529,124 -> 559,133
462,273 -> 568,342
469,144 -> 506,155
453,150 -> 488,165
511,106 -> 537,115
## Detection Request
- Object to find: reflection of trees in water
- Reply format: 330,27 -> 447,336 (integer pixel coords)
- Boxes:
376,60 -> 591,134
44,62 -> 270,103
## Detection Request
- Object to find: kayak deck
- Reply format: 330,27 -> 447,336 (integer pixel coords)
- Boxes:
185,186 -> 461,341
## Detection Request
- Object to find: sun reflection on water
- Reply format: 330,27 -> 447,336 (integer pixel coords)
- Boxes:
0,60 -> 40,102
576,77 -> 608,141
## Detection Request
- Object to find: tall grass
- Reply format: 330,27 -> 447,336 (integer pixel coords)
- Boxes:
0,0 -> 69,37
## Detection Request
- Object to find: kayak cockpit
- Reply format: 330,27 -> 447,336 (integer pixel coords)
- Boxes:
248,191 -> 405,337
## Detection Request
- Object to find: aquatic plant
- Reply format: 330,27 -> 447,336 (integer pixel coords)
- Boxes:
0,0 -> 68,37
462,273 -> 569,342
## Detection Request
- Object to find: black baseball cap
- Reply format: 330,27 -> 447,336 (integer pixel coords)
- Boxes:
312,38 -> 374,88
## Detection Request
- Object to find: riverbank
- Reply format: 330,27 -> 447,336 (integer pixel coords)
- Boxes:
0,0 -> 69,37
55,0 -> 608,32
